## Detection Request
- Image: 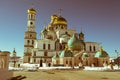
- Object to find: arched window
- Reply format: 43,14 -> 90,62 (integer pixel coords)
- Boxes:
27,40 -> 30,45
31,15 -> 33,19
34,52 -> 36,56
66,60 -> 68,64
34,59 -> 36,63
44,51 -> 47,56
27,48 -> 30,53
28,57 -> 30,63
32,40 -> 34,45
89,46 -> 92,52
93,46 -> 96,51
30,22 -> 33,25
61,26 -> 63,29
43,43 -> 46,49
48,44 -> 50,50
70,61 -> 72,66
30,34 -> 32,38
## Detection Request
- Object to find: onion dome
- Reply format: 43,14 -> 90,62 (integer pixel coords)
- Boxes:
79,32 -> 84,37
68,34 -> 85,51
13,48 -> 16,53
60,50 -> 73,58
28,8 -> 36,14
51,14 -> 58,20
82,53 -> 89,60
95,46 -> 109,58
54,16 -> 67,25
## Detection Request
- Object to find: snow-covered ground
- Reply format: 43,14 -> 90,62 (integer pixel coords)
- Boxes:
84,65 -> 120,71
9,63 -> 120,71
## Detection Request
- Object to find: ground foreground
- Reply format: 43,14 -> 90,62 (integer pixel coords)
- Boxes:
14,70 -> 120,80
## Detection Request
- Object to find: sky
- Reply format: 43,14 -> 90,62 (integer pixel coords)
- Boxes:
0,0 -> 120,57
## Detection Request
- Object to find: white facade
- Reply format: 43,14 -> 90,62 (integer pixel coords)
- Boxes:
24,8 -> 101,66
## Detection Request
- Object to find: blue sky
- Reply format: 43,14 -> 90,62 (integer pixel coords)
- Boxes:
0,0 -> 120,57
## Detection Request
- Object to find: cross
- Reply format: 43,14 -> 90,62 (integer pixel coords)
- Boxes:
31,0 -> 34,8
58,8 -> 63,16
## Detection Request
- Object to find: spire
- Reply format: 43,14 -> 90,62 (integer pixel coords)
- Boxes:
31,1 -> 34,8
13,48 -> 16,53
80,27 -> 83,33
13,48 -> 16,57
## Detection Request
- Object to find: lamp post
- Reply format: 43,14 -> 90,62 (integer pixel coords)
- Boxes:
115,50 -> 119,69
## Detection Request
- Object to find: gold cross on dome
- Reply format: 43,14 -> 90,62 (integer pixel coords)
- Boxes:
58,8 -> 63,16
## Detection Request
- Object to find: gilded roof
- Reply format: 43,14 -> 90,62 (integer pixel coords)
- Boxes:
28,8 -> 36,14
54,16 -> 67,25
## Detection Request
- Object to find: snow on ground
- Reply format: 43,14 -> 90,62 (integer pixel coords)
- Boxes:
84,65 -> 120,71
9,63 -> 120,71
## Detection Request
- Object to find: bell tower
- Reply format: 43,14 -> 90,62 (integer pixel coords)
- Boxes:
23,8 -> 37,63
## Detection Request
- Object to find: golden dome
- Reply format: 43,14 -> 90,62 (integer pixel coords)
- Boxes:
54,16 -> 67,25
28,8 -> 36,14
51,14 -> 57,20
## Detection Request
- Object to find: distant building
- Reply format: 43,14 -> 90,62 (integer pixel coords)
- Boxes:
0,51 -> 13,80
9,49 -> 21,67
23,7 -> 110,67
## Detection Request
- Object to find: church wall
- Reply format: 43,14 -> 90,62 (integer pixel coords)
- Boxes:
56,29 -> 75,39
37,40 -> 55,50
85,42 -> 99,52
0,51 -> 13,80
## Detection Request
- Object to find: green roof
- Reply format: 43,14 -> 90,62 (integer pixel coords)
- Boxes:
60,50 -> 73,58
52,53 -> 59,59
67,34 -> 84,50
82,53 -> 88,59
95,47 -> 109,58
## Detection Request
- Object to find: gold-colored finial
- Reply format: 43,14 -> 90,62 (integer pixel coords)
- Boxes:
99,46 -> 103,52
64,45 -> 68,51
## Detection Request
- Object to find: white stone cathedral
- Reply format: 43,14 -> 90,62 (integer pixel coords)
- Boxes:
23,8 -> 109,67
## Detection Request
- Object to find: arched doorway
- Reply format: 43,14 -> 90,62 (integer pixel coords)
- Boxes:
39,59 -> 43,67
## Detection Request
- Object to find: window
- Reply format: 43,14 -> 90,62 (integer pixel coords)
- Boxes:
61,26 -> 63,29
89,46 -> 92,52
30,22 -> 33,25
30,35 -> 32,38
43,43 -> 46,49
48,44 -> 50,50
70,61 -> 72,66
44,51 -> 47,56
32,40 -> 34,45
34,59 -> 36,63
27,40 -> 30,45
93,46 -> 96,51
31,15 -> 33,19
66,60 -> 68,64
56,26 -> 58,29
34,52 -> 36,56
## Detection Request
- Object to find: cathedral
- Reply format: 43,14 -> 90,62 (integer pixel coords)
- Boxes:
23,7 -> 109,67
